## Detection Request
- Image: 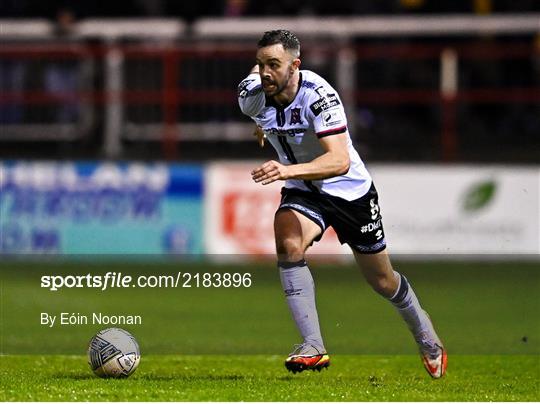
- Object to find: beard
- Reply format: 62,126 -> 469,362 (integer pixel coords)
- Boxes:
262,69 -> 293,97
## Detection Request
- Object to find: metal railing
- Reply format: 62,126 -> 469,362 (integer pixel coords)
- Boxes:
0,15 -> 539,161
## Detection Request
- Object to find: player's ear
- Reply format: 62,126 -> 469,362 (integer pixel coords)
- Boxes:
292,58 -> 301,70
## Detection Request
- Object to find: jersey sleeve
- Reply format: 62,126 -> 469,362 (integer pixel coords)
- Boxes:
237,73 -> 265,118
307,84 -> 348,138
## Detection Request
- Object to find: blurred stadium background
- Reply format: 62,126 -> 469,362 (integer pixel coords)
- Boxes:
1,0 -> 539,162
0,0 -> 539,360
1,0 -> 539,256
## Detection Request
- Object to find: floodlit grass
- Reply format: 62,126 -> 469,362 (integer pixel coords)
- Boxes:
1,260 -> 539,400
1,354 -> 538,401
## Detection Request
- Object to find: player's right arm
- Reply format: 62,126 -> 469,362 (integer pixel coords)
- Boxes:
251,131 -> 350,184
237,65 -> 265,118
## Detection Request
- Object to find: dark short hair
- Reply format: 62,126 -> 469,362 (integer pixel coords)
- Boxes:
257,30 -> 300,57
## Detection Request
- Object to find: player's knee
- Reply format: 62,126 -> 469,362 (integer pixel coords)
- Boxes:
368,273 -> 395,298
276,238 -> 304,262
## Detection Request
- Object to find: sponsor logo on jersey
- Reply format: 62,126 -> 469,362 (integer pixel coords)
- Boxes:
237,79 -> 255,98
310,94 -> 340,116
289,108 -> 303,125
264,127 -> 306,137
315,86 -> 330,98
237,79 -> 253,98
322,109 -> 343,127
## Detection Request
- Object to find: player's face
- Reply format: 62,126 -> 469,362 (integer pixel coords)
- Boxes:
256,44 -> 298,97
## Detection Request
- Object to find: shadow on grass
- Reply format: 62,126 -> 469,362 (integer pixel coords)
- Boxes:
53,373 -> 96,380
137,374 -> 247,382
54,373 -> 248,382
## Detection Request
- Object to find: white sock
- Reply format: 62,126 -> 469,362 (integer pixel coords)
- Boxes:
390,270 -> 441,355
279,259 -> 325,351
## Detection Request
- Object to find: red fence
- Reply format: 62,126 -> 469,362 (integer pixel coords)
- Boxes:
1,40 -> 539,161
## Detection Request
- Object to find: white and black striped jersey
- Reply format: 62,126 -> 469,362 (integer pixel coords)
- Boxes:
238,70 -> 372,201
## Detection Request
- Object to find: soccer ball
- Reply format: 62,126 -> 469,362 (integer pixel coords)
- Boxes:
87,328 -> 140,378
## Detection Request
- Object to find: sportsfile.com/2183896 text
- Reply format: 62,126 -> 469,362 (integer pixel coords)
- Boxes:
40,272 -> 253,291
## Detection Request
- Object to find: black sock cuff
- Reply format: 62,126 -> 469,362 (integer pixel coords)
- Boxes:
277,259 -> 307,269
390,273 -> 409,304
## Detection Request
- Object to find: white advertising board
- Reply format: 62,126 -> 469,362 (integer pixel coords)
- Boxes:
205,163 -> 539,258
371,165 -> 539,256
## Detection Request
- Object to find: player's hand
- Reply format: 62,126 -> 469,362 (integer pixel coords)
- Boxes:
253,125 -> 266,148
251,160 -> 290,185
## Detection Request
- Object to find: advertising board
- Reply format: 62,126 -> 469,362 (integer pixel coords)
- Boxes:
0,161 -> 203,255
205,162 -> 539,257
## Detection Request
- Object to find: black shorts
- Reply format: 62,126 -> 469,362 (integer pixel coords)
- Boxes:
277,182 -> 387,254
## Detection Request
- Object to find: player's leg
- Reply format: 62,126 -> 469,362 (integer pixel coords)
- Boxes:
351,248 -> 397,297
275,208 -> 321,262
352,249 -> 447,378
275,208 -> 330,373
326,182 -> 446,378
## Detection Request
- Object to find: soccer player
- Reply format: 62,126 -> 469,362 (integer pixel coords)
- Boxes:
237,30 -> 447,378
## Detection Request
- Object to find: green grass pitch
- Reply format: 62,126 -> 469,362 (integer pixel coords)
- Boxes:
1,354 -> 538,401
1,259 -> 539,401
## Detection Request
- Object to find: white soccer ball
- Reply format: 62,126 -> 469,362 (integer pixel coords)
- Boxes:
87,328 -> 140,378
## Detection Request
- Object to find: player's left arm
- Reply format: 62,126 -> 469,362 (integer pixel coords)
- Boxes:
251,130 -> 350,185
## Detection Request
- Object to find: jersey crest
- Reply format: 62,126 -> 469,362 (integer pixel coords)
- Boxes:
289,108 -> 303,125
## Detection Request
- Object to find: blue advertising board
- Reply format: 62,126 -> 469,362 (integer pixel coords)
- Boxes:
0,161 -> 203,255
